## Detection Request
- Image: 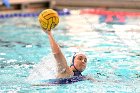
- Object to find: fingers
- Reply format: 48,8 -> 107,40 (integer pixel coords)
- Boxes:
42,29 -> 52,35
42,28 -> 48,33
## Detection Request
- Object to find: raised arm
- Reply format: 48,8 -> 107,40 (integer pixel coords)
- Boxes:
43,29 -> 73,78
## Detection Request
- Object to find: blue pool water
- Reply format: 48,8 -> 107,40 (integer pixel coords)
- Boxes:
0,12 -> 140,93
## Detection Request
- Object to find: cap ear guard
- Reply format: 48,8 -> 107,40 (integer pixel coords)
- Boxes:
70,52 -> 87,67
70,52 -> 77,67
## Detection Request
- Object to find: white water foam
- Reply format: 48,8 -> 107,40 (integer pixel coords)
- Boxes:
27,54 -> 57,83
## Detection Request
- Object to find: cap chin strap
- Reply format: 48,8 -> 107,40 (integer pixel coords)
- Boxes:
73,65 -> 81,72
70,64 -> 81,72
70,52 -> 82,72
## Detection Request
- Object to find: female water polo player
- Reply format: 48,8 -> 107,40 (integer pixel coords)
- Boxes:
41,29 -> 95,84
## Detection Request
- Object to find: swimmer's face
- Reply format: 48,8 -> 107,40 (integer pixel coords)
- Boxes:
74,54 -> 87,72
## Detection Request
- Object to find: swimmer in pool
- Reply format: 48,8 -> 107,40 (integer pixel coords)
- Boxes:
33,29 -> 122,86
42,29 -> 93,81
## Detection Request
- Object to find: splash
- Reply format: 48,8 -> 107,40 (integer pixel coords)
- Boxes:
27,53 -> 57,82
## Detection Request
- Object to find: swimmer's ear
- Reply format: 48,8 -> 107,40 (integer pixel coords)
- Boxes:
69,52 -> 76,66
69,57 -> 74,66
73,52 -> 77,55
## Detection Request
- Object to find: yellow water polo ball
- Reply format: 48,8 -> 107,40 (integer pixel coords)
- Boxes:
38,9 -> 59,31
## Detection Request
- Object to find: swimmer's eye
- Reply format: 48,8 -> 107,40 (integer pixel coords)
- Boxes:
78,56 -> 82,61
78,56 -> 87,63
84,58 -> 87,63
80,58 -> 82,60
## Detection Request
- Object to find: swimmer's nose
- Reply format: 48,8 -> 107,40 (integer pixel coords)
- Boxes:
82,59 -> 85,63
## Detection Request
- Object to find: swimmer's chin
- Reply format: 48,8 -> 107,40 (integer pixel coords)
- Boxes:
80,66 -> 86,72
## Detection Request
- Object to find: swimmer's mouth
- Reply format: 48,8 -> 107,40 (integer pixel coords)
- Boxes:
82,63 -> 86,66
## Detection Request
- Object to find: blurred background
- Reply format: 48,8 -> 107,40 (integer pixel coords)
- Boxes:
0,0 -> 140,93
0,0 -> 140,13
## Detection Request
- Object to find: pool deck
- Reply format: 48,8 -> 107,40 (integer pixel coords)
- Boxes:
54,0 -> 140,9
0,0 -> 140,13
